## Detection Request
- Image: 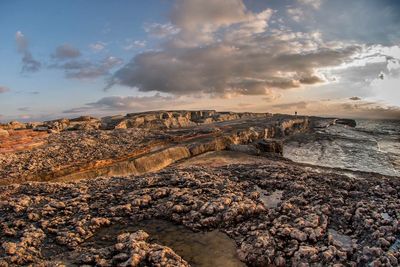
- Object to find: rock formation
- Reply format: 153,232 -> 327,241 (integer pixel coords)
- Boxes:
0,156 -> 399,266
0,110 -> 398,266
0,111 -> 309,185
335,119 -> 357,128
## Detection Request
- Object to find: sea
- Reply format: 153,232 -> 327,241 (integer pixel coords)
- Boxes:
283,119 -> 400,177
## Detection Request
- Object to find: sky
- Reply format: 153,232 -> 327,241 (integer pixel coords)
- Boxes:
1,0 -> 400,122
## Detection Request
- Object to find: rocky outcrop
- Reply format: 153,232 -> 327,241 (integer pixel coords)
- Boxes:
102,110 -> 272,130
0,121 -> 27,130
0,114 -> 310,184
335,118 -> 357,127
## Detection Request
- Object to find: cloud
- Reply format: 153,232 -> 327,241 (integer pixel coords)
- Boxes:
89,41 -> 107,52
63,93 -> 185,114
171,0 -> 249,29
52,44 -> 81,59
15,31 -> 41,73
107,0 -> 360,97
122,40 -> 146,51
349,96 -> 361,101
268,99 -> 400,119
21,52 -> 41,73
51,56 -> 122,80
297,0 -> 322,9
287,8 -> 305,22
18,107 -> 30,112
144,23 -> 180,38
108,32 -> 359,95
318,44 -> 400,103
0,86 -> 10,93
340,102 -> 400,120
262,89 -> 282,102
272,101 -> 309,110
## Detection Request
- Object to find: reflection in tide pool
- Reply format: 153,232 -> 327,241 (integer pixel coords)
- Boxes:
87,219 -> 245,267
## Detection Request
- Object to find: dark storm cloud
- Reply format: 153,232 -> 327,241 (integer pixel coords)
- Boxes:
15,31 -> 41,73
52,44 -> 81,60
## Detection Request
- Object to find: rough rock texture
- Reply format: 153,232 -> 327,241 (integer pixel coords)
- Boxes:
0,112 -> 309,185
0,129 -> 9,138
0,110 -> 270,133
60,230 -> 190,267
0,130 -> 49,154
256,140 -> 283,155
0,158 -> 399,266
2,110 -> 395,266
106,110 -> 272,130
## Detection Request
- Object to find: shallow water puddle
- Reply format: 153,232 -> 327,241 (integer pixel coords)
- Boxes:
87,219 -> 245,267
255,186 -> 283,208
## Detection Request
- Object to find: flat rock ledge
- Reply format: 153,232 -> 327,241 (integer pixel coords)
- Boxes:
1,160 -> 399,266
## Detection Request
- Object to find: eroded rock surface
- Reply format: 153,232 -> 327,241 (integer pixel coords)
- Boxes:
0,156 -> 399,266
0,112 -> 310,185
1,111 -> 398,266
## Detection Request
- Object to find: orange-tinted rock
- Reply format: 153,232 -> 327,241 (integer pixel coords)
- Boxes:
0,129 -> 49,153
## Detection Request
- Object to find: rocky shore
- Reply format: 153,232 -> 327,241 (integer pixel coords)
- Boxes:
1,110 -> 398,266
0,111 -> 309,185
0,154 -> 399,266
